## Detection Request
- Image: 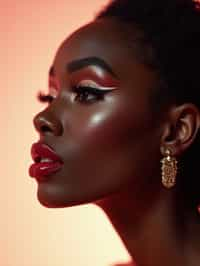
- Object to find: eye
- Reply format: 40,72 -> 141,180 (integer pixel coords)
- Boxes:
72,85 -> 106,103
37,81 -> 116,105
37,86 -> 106,105
71,80 -> 115,104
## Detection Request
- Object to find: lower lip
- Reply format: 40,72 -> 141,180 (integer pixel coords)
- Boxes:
29,161 -> 63,181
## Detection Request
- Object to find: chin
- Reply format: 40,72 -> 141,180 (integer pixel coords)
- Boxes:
36,186 -> 72,208
37,195 -> 62,208
36,191 -> 83,208
36,186 -> 97,209
35,177 -> 117,209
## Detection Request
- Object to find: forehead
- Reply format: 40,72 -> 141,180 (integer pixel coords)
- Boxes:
52,18 -> 158,97
53,18 -> 141,76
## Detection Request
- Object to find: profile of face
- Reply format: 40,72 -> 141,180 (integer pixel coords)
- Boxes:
30,18 -> 165,208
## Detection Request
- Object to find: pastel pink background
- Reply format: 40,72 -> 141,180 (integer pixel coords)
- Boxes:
0,1 -> 131,266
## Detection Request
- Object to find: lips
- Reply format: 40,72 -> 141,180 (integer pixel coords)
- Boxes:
29,142 -> 64,181
31,142 -> 63,164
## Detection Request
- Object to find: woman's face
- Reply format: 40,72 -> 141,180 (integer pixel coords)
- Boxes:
31,18 -> 164,208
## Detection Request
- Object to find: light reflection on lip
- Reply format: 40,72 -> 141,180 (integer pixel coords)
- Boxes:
29,160 -> 63,181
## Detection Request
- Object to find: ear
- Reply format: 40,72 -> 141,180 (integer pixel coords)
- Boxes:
160,103 -> 200,157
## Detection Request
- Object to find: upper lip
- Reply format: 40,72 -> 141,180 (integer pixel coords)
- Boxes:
31,142 -> 63,163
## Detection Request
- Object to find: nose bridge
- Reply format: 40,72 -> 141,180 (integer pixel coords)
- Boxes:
33,106 -> 64,136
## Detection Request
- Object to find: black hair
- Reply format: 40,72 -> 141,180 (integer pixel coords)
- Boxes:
95,0 -> 200,215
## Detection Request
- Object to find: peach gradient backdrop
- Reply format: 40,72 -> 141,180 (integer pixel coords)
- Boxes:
0,1 -> 131,266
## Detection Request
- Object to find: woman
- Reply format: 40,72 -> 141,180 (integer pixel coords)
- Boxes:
29,0 -> 200,265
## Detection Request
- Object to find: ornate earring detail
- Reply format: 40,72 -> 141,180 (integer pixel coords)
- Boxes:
160,147 -> 178,189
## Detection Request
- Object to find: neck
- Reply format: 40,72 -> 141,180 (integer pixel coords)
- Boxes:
95,187 -> 200,266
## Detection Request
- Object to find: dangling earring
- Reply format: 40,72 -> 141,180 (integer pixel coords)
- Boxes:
160,147 -> 178,189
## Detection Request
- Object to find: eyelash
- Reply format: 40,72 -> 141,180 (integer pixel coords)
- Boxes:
37,86 -> 109,104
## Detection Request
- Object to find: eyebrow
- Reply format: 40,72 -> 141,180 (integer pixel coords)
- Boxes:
67,57 -> 118,78
49,57 -> 118,79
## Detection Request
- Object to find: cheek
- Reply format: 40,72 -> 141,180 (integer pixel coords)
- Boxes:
69,94 -> 146,147
67,97 -> 156,189
69,98 -> 136,161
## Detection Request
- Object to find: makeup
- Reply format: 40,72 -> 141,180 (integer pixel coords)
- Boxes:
29,142 -> 64,181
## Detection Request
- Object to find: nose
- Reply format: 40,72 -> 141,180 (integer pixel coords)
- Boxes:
33,110 -> 63,136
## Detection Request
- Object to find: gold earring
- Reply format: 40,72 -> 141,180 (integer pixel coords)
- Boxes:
160,147 -> 178,189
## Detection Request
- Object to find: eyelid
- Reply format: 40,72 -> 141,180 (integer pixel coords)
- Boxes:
77,79 -> 117,90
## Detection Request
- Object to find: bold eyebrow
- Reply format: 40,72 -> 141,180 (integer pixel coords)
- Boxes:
66,56 -> 118,78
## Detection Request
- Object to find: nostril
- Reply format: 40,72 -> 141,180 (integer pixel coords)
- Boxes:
33,112 -> 63,136
35,115 -> 54,133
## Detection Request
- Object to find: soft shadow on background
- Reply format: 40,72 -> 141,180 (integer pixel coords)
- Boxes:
0,1 -> 131,266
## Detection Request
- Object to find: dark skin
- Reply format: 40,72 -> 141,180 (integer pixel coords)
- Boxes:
32,18 -> 200,266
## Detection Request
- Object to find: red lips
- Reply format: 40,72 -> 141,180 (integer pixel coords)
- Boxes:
29,142 -> 64,181
31,142 -> 63,163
